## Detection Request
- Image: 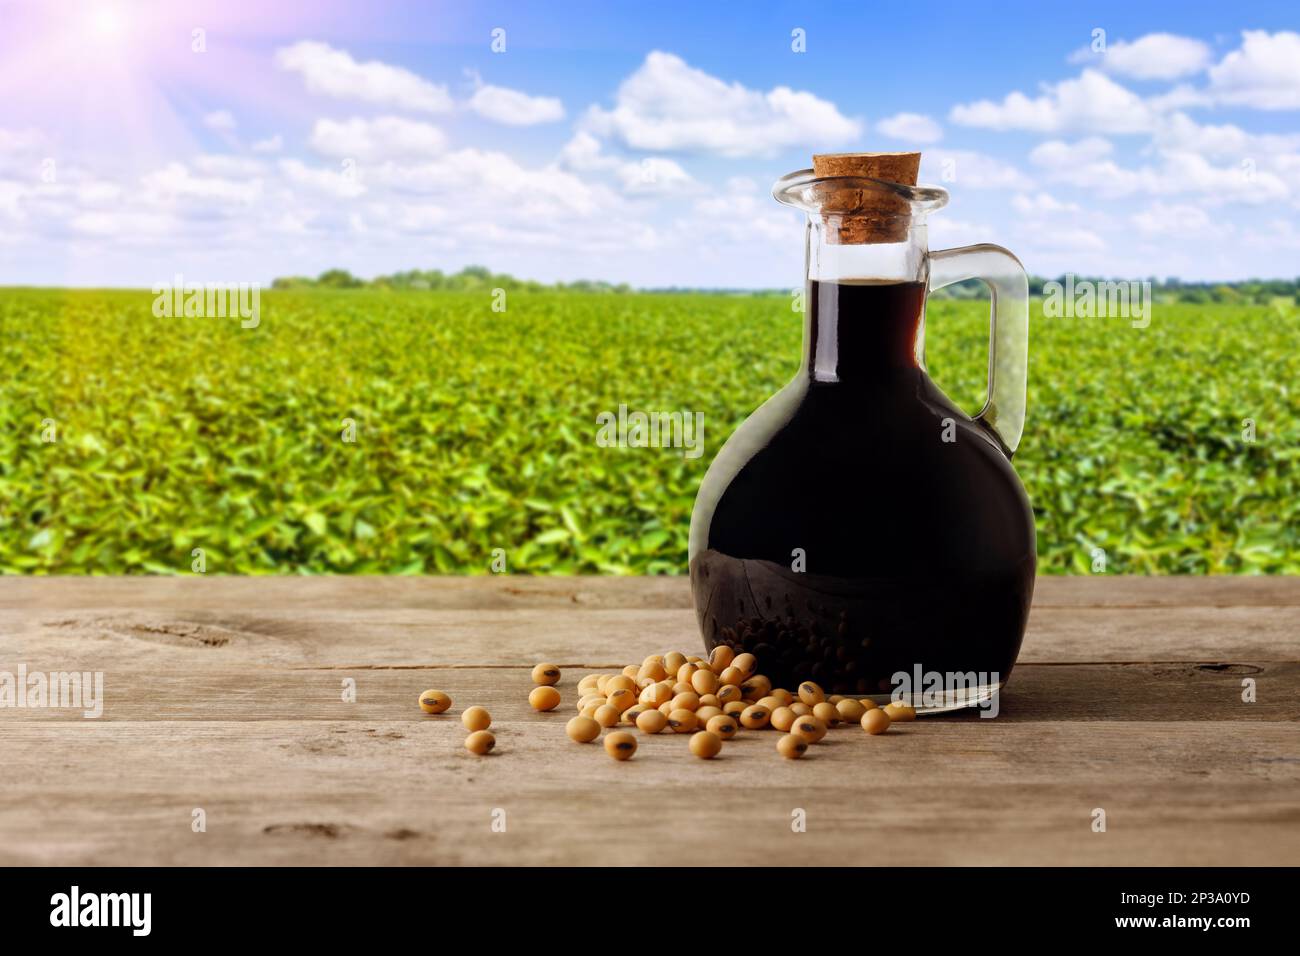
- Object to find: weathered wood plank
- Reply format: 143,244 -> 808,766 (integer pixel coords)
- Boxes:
3,575 -> 1299,611
1,721 -> 1295,866
0,663 -> 1291,722
5,605 -> 1298,668
3,577 -> 1296,867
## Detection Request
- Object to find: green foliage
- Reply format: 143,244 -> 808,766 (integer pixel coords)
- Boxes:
277,265 -> 632,295
1,289 -> 1296,574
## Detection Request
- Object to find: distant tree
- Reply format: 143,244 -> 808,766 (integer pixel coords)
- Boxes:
316,268 -> 363,288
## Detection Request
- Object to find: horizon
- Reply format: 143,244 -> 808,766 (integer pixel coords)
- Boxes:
2,0 -> 1299,286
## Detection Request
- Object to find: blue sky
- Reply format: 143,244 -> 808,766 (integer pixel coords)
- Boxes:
1,0 -> 1298,286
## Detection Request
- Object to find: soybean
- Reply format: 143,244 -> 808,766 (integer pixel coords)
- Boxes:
790,714 -> 828,743
636,709 -> 669,735
706,714 -> 739,740
768,688 -> 794,707
812,702 -> 840,726
884,702 -> 917,722
529,686 -> 561,712
640,683 -> 673,706
604,731 -> 638,760
418,690 -> 452,715
606,675 -> 636,695
718,666 -> 746,687
708,645 -> 735,673
836,699 -> 867,723
594,704 -> 622,728
691,669 -> 719,696
461,706 -> 491,731
862,708 -> 892,735
694,705 -> 723,726
731,652 -> 757,676
777,734 -> 808,759
689,731 -> 723,759
739,704 -> 771,729
798,681 -> 826,706
607,688 -> 636,713
464,730 -> 495,755
565,715 -> 601,743
531,663 -> 561,686
671,691 -> 701,712
667,709 -> 699,733
770,706 -> 797,732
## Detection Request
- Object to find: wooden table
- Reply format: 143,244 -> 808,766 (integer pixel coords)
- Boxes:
2,577 -> 1297,866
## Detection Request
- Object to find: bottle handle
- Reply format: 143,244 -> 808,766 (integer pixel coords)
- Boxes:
928,244 -> 1029,456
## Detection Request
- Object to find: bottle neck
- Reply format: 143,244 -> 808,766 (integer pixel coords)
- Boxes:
802,219 -> 930,383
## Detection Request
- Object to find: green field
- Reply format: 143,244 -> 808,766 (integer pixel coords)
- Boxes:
2,288 -> 1297,574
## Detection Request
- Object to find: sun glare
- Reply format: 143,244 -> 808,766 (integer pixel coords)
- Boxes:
87,2 -> 129,43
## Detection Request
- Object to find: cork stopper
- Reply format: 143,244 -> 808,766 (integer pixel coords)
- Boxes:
811,152 -> 921,244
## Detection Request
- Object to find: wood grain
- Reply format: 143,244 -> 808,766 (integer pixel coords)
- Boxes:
1,576 -> 1297,866
3,574 -> 1300,610
1,721 -> 1295,866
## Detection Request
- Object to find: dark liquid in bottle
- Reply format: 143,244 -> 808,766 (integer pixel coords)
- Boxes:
689,279 -> 1036,701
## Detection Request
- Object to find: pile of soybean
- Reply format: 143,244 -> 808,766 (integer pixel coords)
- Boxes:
418,647 -> 915,761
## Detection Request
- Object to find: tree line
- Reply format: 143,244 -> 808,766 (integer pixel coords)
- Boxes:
273,267 -> 1300,305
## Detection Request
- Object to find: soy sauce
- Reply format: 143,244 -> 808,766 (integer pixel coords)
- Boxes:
689,279 -> 1036,700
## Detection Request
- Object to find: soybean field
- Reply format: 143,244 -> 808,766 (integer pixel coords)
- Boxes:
1,288 -> 1296,574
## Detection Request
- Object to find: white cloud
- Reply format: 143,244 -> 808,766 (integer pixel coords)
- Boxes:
0,180 -> 27,220
141,162 -> 262,204
0,128 -> 47,153
1207,31 -> 1300,110
876,112 -> 942,143
275,40 -> 453,113
927,216 -> 996,249
203,110 -> 237,131
921,150 -> 1031,189
950,69 -> 1154,134
279,159 -> 366,199
585,51 -> 861,156
1029,136 -> 1114,168
309,116 -> 446,161
1029,137 -> 1290,203
1029,228 -> 1107,252
468,83 -> 565,126
1011,192 -> 1080,215
192,155 -> 266,178
558,131 -> 694,195
1131,202 -> 1214,237
1070,33 -> 1211,81
688,176 -> 791,242
367,147 -> 621,220
70,210 -> 174,238
1153,112 -> 1300,161
252,135 -> 283,154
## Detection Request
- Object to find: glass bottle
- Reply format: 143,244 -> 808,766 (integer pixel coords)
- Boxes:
688,156 -> 1035,712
